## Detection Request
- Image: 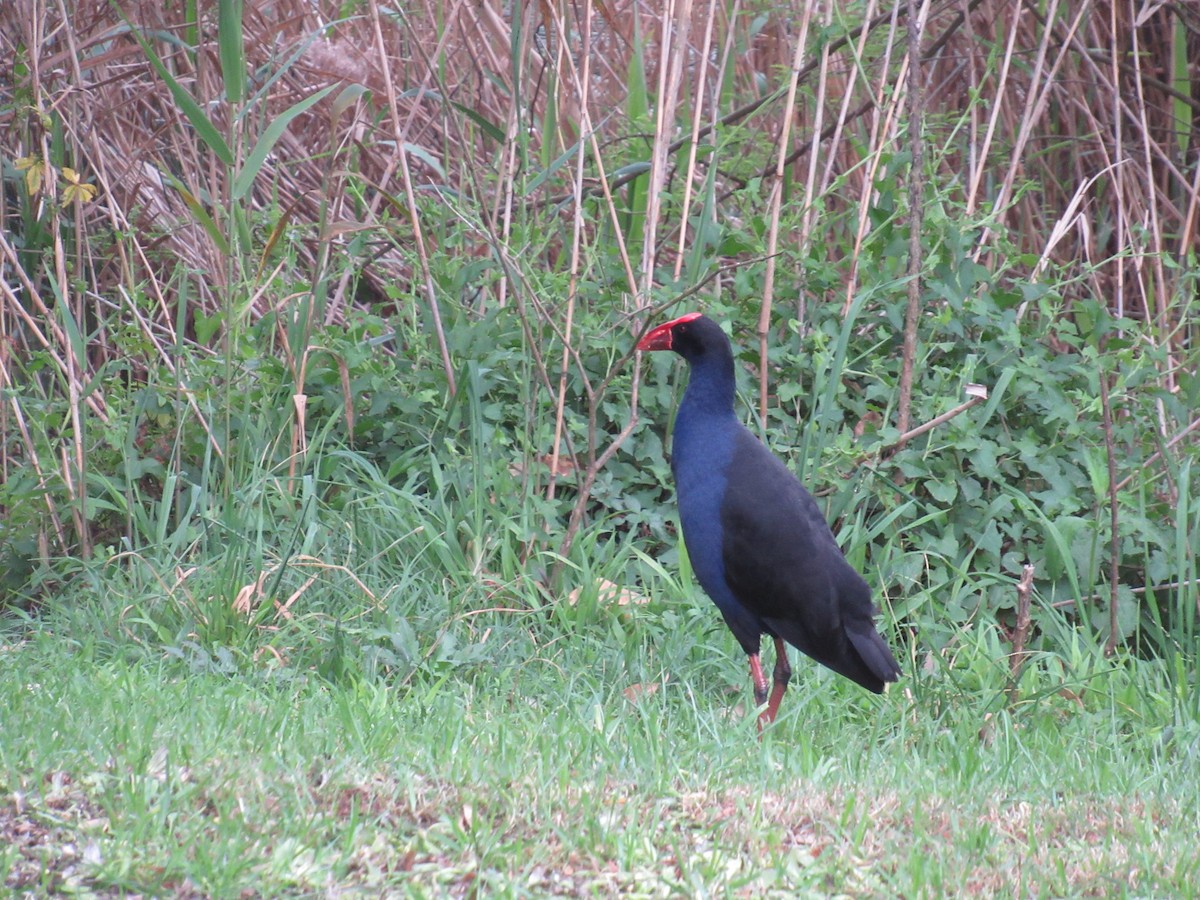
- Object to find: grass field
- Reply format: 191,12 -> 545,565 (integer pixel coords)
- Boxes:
4,593 -> 1197,897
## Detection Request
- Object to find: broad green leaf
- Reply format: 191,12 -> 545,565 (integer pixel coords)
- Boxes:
524,138 -> 584,196
400,142 -> 445,181
332,84 -> 370,119
610,161 -> 652,183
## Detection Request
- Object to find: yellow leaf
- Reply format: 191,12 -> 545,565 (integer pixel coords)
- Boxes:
60,167 -> 98,206
62,183 -> 97,206
16,156 -> 46,196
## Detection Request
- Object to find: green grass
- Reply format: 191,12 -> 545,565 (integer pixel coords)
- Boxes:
4,594 -> 1198,897
3,342 -> 1197,897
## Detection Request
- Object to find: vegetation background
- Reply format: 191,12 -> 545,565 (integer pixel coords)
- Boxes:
1,0 -> 1198,894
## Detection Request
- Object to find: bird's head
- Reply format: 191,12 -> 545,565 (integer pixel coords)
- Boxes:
637,312 -> 727,363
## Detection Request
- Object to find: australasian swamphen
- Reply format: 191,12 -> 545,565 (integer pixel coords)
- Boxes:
638,312 -> 901,725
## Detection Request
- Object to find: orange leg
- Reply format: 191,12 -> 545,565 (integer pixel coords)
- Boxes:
748,653 -> 769,708
747,652 -> 769,733
762,637 -> 792,724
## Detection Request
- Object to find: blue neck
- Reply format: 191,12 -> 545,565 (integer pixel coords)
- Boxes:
672,355 -> 737,478
679,354 -> 735,419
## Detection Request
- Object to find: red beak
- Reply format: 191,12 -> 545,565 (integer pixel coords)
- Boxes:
637,312 -> 703,351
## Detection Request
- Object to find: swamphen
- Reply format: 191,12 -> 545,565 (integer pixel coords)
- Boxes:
638,312 -> 901,725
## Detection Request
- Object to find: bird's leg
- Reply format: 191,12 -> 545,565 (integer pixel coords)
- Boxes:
749,653 -> 773,732
748,653 -> 769,708
762,637 -> 792,724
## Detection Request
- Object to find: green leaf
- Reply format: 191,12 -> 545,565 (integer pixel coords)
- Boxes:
232,84 -> 337,200
609,161 -> 652,183
975,368 -> 1015,430
400,142 -> 446,181
195,309 -> 224,344
970,441 -> 1003,482
625,14 -> 649,124
524,137 -> 584,196
121,17 -> 233,165
332,84 -> 370,119
1172,18 -> 1191,157
49,275 -> 86,370
926,479 -> 958,505
451,102 -> 505,143
1091,584 -> 1139,641
217,0 -> 246,104
160,170 -> 230,254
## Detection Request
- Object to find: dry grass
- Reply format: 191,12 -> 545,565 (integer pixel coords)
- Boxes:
4,1 -> 1195,320
3,763 -> 1186,896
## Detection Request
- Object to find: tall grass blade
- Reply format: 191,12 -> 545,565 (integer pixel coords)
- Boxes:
1171,17 -> 1190,159
1172,456 -> 1196,642
120,16 -> 234,165
217,0 -> 247,105
524,137 -> 585,196
232,85 -> 337,201
160,171 -> 230,254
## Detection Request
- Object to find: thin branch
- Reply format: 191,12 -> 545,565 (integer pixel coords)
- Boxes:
1051,578 -> 1200,610
879,393 -> 984,457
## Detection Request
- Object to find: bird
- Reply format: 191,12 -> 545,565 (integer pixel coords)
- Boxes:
638,312 -> 901,725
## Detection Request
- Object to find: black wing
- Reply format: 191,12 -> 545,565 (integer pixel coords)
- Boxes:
720,428 -> 900,691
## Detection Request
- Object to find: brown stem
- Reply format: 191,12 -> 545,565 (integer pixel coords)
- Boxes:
1098,364 -> 1121,656
1008,562 -> 1036,704
895,0 -> 926,443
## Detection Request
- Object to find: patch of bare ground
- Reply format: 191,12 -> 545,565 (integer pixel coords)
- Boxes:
3,770 -> 110,895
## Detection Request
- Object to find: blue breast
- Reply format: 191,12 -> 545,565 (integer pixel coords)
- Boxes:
672,399 -> 760,639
